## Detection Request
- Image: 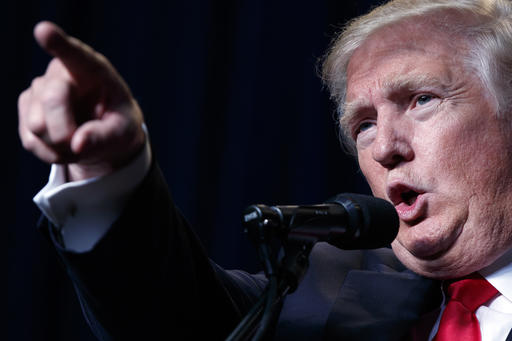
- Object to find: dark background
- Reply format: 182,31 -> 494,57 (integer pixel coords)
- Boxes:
10,1 -> 379,340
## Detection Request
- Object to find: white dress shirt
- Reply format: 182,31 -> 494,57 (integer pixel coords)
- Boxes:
34,132 -> 152,252
426,248 -> 512,341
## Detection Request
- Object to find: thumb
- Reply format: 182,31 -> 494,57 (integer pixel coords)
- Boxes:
70,113 -> 144,166
70,115 -> 120,155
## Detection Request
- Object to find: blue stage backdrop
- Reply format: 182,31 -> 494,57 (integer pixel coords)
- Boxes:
10,1 -> 378,340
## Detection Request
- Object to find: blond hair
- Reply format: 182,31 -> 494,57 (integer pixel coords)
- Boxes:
321,0 -> 512,151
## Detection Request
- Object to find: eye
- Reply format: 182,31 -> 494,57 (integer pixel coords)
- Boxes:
354,121 -> 375,139
416,94 -> 433,106
358,121 -> 374,132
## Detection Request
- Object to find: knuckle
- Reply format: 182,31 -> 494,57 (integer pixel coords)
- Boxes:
17,89 -> 31,111
20,131 -> 37,151
19,128 -> 65,164
27,118 -> 46,136
30,76 -> 42,87
40,80 -> 70,108
47,58 -> 62,71
24,104 -> 46,135
30,76 -> 44,92
47,58 -> 72,79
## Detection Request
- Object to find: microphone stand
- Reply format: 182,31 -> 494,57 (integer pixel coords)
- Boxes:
225,211 -> 317,341
225,193 -> 399,340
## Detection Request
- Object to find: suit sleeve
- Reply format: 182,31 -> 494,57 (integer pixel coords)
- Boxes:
40,161 -> 267,340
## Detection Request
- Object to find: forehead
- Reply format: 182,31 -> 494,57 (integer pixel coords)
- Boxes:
348,22 -> 464,89
344,20 -> 468,104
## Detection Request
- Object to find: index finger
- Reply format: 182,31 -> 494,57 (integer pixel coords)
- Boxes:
34,21 -> 107,85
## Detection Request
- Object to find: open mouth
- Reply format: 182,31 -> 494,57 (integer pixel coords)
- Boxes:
387,183 -> 423,207
387,183 -> 427,223
401,189 -> 419,206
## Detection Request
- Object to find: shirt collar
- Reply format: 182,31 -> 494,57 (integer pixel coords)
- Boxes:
479,247 -> 512,303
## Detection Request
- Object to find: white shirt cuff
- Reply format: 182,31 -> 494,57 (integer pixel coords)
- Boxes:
33,128 -> 152,252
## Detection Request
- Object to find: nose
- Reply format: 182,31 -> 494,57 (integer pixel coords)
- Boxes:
372,116 -> 414,169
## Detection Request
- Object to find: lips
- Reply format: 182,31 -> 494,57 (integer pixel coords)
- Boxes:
387,182 -> 427,223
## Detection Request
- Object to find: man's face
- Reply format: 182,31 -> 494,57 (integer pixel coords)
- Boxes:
344,20 -> 512,279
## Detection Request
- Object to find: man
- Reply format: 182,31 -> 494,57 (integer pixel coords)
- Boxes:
18,0 -> 512,340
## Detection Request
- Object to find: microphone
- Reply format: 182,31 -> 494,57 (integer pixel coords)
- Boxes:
243,193 -> 399,250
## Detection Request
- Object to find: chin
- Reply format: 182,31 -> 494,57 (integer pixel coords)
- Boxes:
391,239 -> 473,279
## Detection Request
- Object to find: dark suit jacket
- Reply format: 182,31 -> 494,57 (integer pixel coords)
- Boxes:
41,163 -> 443,340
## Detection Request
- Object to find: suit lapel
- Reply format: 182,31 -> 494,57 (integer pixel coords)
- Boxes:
323,269 -> 441,340
273,243 -> 441,340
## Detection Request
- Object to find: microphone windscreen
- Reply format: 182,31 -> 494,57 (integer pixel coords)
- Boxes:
325,193 -> 399,249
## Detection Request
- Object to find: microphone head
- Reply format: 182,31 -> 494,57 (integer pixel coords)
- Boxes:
325,193 -> 399,249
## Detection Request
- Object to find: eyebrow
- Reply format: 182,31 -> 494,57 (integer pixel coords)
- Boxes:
382,73 -> 450,95
341,73 -> 451,132
340,98 -> 370,135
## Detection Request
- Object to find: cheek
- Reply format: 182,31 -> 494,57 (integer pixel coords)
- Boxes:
358,153 -> 387,198
423,118 -> 507,191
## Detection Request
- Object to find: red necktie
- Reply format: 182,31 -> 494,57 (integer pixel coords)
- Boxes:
433,273 -> 498,341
